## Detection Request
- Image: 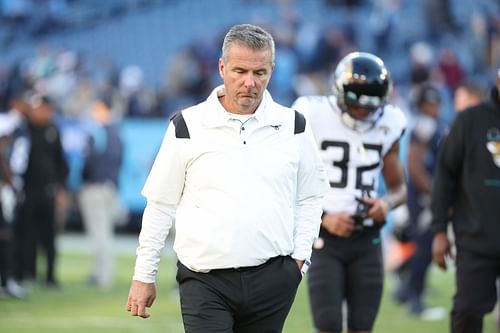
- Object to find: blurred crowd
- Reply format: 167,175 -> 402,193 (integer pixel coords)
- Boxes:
0,0 -> 498,121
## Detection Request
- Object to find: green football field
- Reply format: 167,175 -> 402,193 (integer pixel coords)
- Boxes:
0,236 -> 498,333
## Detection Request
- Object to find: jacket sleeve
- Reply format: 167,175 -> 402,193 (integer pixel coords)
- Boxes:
292,120 -> 329,261
133,199 -> 176,283
430,113 -> 465,234
133,119 -> 187,282
141,119 -> 187,205
54,126 -> 69,188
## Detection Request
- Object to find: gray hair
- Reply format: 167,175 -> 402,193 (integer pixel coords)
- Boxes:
221,24 -> 275,64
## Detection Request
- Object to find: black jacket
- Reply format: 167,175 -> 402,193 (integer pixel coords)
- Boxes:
23,122 -> 68,194
430,86 -> 500,257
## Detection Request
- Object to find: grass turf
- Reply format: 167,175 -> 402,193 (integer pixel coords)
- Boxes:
0,245 -> 498,333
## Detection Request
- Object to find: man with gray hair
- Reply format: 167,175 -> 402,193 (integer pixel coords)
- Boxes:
126,23 -> 329,333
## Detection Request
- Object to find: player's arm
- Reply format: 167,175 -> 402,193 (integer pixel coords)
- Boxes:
0,136 -> 13,186
365,139 -> 407,223
430,113 -> 466,270
408,138 -> 432,195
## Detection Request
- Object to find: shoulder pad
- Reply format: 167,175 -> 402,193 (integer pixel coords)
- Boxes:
170,112 -> 190,139
294,110 -> 306,134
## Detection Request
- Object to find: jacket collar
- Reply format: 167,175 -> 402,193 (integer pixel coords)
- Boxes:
202,85 -> 282,128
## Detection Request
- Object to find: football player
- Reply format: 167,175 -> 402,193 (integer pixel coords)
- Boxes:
292,52 -> 408,333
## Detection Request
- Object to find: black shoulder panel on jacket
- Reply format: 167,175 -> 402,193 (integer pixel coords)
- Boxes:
170,112 -> 190,139
294,110 -> 306,134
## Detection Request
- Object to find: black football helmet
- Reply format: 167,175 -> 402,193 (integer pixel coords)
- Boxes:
333,52 -> 392,131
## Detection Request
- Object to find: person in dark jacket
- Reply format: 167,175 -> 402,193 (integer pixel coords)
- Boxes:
430,69 -> 500,333
13,95 -> 68,288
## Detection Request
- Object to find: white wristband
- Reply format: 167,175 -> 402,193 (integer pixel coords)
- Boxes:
300,259 -> 311,275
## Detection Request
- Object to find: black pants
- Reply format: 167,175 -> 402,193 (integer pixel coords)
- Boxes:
399,227 -> 433,307
402,198 -> 433,309
176,256 -> 302,333
13,191 -> 57,283
308,228 -> 383,332
451,247 -> 500,333
0,204 -> 13,288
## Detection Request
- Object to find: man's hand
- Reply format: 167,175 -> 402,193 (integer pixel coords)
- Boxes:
364,197 -> 389,225
322,212 -> 355,238
432,231 -> 453,271
294,259 -> 304,270
126,280 -> 157,319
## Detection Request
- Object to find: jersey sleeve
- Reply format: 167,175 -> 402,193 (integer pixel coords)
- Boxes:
381,105 -> 407,155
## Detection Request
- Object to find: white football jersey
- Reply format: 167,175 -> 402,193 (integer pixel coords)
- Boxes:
292,95 -> 407,218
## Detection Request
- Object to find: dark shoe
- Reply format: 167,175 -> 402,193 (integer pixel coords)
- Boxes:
87,276 -> 98,287
392,284 -> 409,305
0,287 -> 9,299
44,280 -> 61,290
407,297 -> 424,315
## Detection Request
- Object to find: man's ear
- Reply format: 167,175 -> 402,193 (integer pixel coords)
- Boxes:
219,58 -> 225,79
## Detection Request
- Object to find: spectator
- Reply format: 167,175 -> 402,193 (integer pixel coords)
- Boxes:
394,83 -> 447,319
13,95 -> 68,288
0,109 -> 27,299
7,91 -> 33,284
437,46 -> 465,93
78,95 -> 124,290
